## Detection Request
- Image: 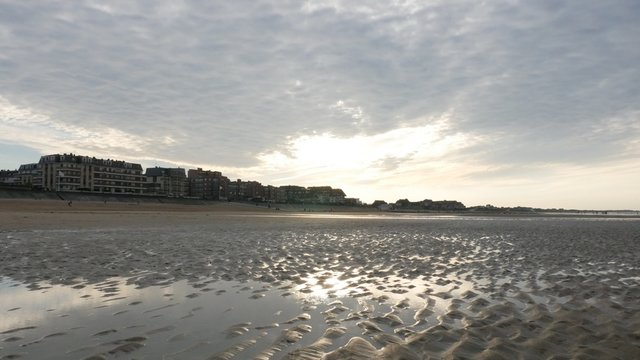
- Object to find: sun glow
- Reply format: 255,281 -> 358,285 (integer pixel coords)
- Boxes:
259,113 -> 473,175
255,112 -> 482,202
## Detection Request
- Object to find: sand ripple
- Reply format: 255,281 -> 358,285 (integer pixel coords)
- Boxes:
1,215 -> 639,358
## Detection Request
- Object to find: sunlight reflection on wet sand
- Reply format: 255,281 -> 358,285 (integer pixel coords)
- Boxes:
1,215 -> 639,359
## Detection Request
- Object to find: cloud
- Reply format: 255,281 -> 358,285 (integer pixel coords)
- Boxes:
0,95 -> 149,156
0,95 -> 247,173
0,0 -> 639,208
255,111 -> 482,189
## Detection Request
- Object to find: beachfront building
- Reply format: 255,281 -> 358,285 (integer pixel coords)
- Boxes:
0,170 -> 20,185
7,155 -> 361,205
343,197 -> 362,206
227,179 -> 241,201
278,185 -> 308,203
263,185 -> 278,203
393,198 -> 466,211
144,167 -> 187,197
306,186 -> 347,204
228,180 -> 264,201
420,199 -> 466,210
18,163 -> 41,187
329,188 -> 347,204
307,186 -> 333,203
187,168 -> 229,200
38,153 -> 144,194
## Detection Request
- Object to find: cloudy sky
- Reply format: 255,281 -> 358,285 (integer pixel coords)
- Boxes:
1,0 -> 639,209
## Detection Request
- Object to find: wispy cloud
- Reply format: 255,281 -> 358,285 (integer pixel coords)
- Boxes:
0,0 -> 639,208
0,96 -> 146,155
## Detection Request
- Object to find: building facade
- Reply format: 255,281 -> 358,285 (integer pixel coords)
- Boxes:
228,180 -> 264,201
187,168 -> 229,200
263,185 -> 278,202
0,170 -> 19,185
17,163 -> 42,187
306,186 -> 347,204
144,167 -> 187,197
37,154 -> 144,194
278,185 -> 308,203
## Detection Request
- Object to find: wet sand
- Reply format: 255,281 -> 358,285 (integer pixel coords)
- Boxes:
1,199 -> 640,359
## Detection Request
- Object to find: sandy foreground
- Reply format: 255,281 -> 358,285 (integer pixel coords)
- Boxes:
1,199 -> 640,359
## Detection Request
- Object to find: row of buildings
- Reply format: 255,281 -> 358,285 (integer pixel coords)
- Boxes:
0,153 -> 359,205
372,198 -> 466,211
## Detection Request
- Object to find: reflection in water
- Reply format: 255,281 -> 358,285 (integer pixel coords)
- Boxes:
0,271 -> 466,359
1,277 -> 132,333
2,277 -> 323,359
294,272 -> 352,301
1,216 -> 639,359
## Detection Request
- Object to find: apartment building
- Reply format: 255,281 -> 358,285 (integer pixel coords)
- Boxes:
306,186 -> 347,204
187,168 -> 229,200
228,180 -> 264,201
18,163 -> 41,187
263,185 -> 278,202
37,154 -> 144,194
278,185 -> 308,203
144,167 -> 187,197
0,170 -> 19,185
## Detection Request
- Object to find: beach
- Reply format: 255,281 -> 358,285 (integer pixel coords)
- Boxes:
1,199 -> 639,359
0,198 -> 291,229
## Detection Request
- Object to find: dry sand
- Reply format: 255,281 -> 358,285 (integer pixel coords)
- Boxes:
0,199 -> 280,230
1,199 -> 639,359
0,199 -> 376,230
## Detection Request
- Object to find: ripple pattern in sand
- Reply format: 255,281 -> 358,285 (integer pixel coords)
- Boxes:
1,215 -> 639,359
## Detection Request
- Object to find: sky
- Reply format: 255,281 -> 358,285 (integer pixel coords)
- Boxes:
1,0 -> 639,210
